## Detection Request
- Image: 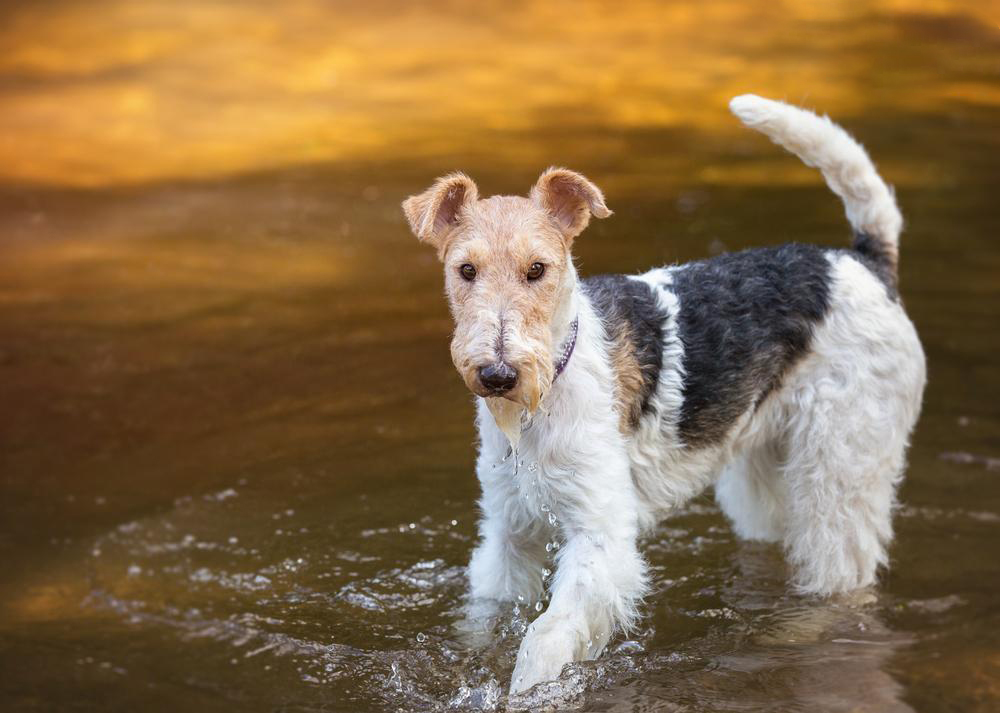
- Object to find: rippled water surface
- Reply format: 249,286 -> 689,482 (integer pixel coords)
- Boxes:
1,1 -> 999,711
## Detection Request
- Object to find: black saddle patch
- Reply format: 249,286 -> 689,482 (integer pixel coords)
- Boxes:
671,243 -> 833,448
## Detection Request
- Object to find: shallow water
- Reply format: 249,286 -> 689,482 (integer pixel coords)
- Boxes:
1,1 -> 999,711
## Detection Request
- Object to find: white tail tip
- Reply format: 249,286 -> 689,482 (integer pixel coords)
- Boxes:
727,93 -> 901,275
728,94 -> 778,127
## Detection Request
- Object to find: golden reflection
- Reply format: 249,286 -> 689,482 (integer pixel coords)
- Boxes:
1,238 -> 347,297
0,0 -> 997,188
0,6 -> 998,709
7,577 -> 92,624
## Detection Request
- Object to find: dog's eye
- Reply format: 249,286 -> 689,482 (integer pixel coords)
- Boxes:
460,263 -> 477,281
526,262 -> 545,281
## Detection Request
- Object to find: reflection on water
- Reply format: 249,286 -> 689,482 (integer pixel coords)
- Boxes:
2,0 -> 999,187
1,1 -> 999,711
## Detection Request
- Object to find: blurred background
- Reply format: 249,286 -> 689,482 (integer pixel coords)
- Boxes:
0,1 -> 998,711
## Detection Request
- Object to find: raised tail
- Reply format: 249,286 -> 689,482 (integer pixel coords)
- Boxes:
729,94 -> 902,279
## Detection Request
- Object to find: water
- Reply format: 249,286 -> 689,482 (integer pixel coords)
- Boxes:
1,1 -> 998,711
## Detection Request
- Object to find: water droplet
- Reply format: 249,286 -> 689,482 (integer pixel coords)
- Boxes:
228,536 -> 238,544
528,462 -> 539,473
450,519 -> 458,526
545,542 -> 553,552
502,446 -> 513,462
517,594 -> 525,602
408,523 -> 416,530
587,639 -> 593,648
548,512 -> 557,526
553,541 -> 561,550
416,632 -> 427,643
542,568 -> 551,577
535,601 -> 543,612
540,503 -> 550,513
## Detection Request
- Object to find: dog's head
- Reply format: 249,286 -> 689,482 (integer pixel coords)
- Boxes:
403,168 -> 610,412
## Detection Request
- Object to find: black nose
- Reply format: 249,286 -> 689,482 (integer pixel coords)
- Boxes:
478,362 -> 518,394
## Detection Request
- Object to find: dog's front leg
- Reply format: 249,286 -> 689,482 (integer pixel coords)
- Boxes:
509,523 -> 646,695
468,513 -> 547,604
458,506 -> 548,648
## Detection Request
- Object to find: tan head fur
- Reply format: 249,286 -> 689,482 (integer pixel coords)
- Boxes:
403,168 -> 611,420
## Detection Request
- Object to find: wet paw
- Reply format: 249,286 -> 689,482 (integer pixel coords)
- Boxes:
509,615 -> 585,694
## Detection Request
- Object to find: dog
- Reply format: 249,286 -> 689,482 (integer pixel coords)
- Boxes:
401,94 -> 925,695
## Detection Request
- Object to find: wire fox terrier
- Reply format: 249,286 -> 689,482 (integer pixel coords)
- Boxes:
402,95 -> 926,695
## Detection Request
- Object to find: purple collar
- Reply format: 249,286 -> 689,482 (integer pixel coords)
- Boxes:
552,317 -> 579,382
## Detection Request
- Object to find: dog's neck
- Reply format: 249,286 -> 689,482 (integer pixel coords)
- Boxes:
552,316 -> 579,382
549,258 -> 581,352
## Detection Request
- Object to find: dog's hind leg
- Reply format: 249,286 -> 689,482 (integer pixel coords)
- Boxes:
779,354 -> 920,594
779,254 -> 924,596
716,444 -> 787,544
780,417 -> 903,597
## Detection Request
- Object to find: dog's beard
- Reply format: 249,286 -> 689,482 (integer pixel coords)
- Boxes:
451,320 -> 555,451
484,357 -> 553,450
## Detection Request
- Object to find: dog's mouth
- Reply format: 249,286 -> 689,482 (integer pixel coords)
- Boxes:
476,359 -> 554,448
484,385 -> 514,397
462,375 -> 517,400
450,329 -> 557,447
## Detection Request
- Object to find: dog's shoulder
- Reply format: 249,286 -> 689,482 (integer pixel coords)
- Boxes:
580,274 -> 666,430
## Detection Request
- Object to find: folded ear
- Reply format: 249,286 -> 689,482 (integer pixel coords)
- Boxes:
530,167 -> 611,240
401,173 -> 478,251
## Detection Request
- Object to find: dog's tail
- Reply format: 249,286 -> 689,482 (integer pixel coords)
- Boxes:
729,94 -> 902,278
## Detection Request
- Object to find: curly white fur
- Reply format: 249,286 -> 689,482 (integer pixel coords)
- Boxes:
458,96 -> 925,696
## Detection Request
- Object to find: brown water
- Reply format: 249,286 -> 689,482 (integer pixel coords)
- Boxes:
1,1 -> 999,711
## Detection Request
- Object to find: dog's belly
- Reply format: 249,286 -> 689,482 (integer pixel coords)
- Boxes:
626,403 -> 767,532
